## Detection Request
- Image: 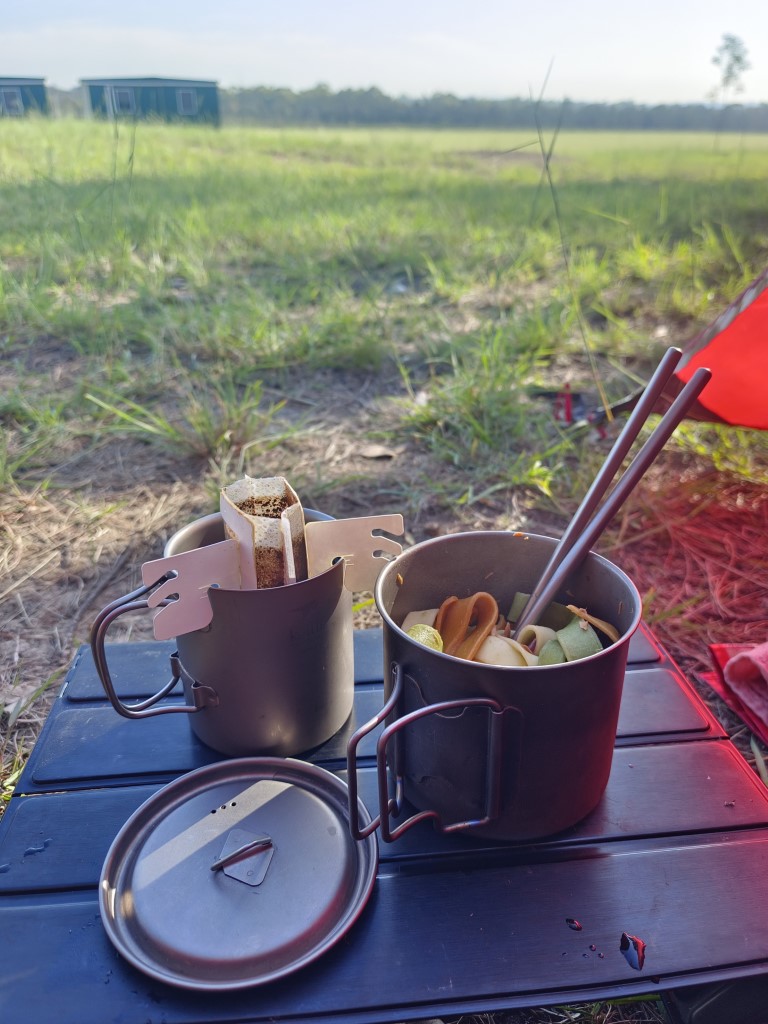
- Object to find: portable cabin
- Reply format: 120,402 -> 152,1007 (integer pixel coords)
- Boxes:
0,78 -> 49,116
80,77 -> 219,124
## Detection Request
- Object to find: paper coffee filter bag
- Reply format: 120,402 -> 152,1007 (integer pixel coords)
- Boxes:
220,475 -> 307,589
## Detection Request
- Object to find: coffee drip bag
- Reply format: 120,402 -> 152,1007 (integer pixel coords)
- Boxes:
220,476 -> 308,589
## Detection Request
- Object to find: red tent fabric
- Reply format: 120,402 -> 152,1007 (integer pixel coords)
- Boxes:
673,269 -> 768,430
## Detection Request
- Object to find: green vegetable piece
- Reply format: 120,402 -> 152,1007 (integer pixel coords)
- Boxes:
543,602 -> 575,631
507,592 -> 573,630
538,639 -> 567,665
507,592 -> 530,623
555,616 -> 603,662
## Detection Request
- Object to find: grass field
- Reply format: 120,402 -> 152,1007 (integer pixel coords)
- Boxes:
3,120 -> 767,483
2,119 -> 768,1024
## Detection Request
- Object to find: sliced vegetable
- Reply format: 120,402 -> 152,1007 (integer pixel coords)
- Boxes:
434,592 -> 498,661
538,639 -> 568,665
506,592 -> 530,623
552,616 -> 603,661
399,591 -> 619,669
401,608 -> 438,632
477,634 -> 539,667
406,624 -> 444,652
516,624 -> 557,655
508,593 -> 573,630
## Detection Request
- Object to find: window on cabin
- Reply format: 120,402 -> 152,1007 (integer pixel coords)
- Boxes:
1,88 -> 23,116
111,87 -> 135,115
177,89 -> 198,116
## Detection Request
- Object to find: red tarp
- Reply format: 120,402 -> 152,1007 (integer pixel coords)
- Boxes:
673,270 -> 768,430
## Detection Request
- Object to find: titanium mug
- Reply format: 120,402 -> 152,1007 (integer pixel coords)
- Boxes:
347,531 -> 641,842
91,509 -> 354,757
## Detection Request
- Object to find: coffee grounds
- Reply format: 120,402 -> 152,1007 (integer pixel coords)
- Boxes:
236,496 -> 289,518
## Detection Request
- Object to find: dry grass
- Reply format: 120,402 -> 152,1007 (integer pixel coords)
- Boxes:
600,462 -> 768,765
0,463 -> 203,765
444,1002 -> 668,1024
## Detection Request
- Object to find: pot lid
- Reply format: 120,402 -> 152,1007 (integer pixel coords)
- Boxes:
99,757 -> 378,992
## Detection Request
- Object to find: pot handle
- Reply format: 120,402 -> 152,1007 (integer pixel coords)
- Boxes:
376,688 -> 505,843
89,580 -> 204,719
347,662 -> 405,840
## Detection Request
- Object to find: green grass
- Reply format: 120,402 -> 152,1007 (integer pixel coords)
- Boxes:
3,120 -> 768,494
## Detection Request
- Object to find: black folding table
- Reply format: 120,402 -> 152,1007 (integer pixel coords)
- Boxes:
2,625 -> 768,1024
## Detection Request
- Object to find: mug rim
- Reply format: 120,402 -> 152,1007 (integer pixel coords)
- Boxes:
374,529 -> 642,668
164,508 -> 333,559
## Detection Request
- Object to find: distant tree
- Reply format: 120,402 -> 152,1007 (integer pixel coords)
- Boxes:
711,34 -> 751,106
710,34 -> 751,145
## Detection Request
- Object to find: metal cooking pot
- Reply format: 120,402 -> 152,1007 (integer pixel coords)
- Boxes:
348,531 -> 641,843
91,509 -> 354,758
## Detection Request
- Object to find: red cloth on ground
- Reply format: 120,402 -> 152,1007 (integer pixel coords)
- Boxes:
703,643 -> 768,746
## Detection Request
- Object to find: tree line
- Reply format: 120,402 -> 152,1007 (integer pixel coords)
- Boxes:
48,82 -> 768,132
220,84 -> 768,132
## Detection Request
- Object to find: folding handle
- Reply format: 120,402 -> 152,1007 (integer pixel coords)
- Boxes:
376,692 -> 505,843
346,659 -> 507,844
89,579 -> 201,719
346,663 -> 405,840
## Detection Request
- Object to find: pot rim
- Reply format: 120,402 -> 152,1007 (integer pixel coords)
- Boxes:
373,529 -> 642,670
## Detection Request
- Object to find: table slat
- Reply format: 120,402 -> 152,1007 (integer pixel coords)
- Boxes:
20,659 -> 721,793
3,741 -> 765,894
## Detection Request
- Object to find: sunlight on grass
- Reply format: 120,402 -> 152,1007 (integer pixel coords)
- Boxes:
1,118 -> 766,500
85,377 -> 297,460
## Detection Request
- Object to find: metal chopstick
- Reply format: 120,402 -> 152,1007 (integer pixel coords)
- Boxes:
513,363 -> 712,636
512,347 -> 684,637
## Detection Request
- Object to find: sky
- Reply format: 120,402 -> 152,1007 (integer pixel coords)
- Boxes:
3,1 -> 768,106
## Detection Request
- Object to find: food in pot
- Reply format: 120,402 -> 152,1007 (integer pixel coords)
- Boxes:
401,608 -> 438,632
433,592 -> 497,660
405,624 -> 443,652
402,590 -> 618,667
475,633 -> 539,667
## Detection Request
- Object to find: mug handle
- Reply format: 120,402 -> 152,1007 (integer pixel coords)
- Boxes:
346,662 -> 405,840
375,677 -> 505,843
90,579 -> 207,719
